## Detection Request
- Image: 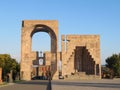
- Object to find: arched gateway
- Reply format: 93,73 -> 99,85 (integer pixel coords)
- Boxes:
20,20 -> 59,80
21,20 -> 101,80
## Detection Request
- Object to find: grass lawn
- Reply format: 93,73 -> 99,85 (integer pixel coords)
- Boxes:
0,82 -> 8,87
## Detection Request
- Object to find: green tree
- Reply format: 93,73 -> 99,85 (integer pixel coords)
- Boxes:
0,54 -> 20,81
106,53 -> 120,77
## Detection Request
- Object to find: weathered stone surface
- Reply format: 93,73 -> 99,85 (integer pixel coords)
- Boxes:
21,20 -> 59,80
8,70 -> 13,83
0,68 -> 2,83
20,20 -> 101,80
61,35 -> 101,79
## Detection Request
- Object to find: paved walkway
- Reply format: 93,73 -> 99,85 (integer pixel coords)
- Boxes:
1,79 -> 120,90
0,80 -> 51,90
51,79 -> 120,90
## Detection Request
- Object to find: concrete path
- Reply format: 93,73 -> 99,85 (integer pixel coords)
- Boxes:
0,80 -> 51,90
51,79 -> 120,90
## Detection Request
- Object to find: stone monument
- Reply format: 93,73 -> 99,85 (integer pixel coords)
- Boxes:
61,35 -> 101,79
20,20 -> 101,80
21,20 -> 59,80
8,70 -> 13,83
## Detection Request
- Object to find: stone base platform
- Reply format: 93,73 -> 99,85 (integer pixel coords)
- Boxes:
64,72 -> 101,80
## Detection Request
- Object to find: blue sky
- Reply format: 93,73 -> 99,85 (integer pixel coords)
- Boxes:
0,0 -> 120,65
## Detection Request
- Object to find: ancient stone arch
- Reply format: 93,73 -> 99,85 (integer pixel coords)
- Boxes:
31,24 -> 57,53
20,20 -> 101,80
20,20 -> 58,80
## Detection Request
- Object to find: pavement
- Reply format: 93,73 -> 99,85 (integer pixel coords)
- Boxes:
0,79 -> 120,90
0,80 -> 51,90
51,79 -> 120,90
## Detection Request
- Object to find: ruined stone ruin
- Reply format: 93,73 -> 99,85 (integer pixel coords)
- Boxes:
20,20 -> 101,80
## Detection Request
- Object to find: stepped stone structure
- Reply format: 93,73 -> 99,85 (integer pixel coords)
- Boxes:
61,35 -> 101,79
20,20 -> 101,80
0,68 -> 2,83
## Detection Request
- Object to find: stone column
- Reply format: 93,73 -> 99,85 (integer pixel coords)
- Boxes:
90,59 -> 93,74
94,63 -> 96,77
91,60 -> 94,74
0,68 -> 2,83
91,59 -> 93,74
9,70 -> 13,83
86,50 -> 89,74
99,64 -> 101,78
61,35 -> 67,76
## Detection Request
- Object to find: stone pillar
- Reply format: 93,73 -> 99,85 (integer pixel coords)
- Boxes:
88,55 -> 90,74
86,49 -> 88,73
92,60 -> 94,74
94,62 -> 96,76
89,56 -> 91,74
0,68 -> 2,83
99,64 -> 101,78
61,35 -> 67,76
9,70 -> 13,83
90,59 -> 92,74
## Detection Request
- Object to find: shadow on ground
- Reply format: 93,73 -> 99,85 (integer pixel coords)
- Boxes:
16,80 -> 51,90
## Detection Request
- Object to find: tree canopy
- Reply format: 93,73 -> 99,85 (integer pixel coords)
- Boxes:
106,53 -> 120,77
0,54 -> 20,80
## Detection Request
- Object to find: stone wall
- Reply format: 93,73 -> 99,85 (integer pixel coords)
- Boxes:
0,68 -> 2,83
20,20 -> 101,80
44,52 -> 51,66
21,20 -> 59,80
61,35 -> 101,79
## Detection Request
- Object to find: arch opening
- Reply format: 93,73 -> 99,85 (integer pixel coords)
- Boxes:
32,32 -> 50,53
31,24 -> 57,53
21,20 -> 58,80
31,25 -> 57,80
